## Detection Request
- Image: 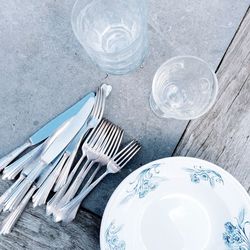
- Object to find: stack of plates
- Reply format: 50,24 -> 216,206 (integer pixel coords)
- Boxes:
100,157 -> 250,250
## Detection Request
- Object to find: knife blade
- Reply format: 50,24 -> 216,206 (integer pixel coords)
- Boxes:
0,92 -> 95,171
53,84 -> 112,192
41,96 -> 95,163
52,127 -> 86,192
4,95 -> 95,211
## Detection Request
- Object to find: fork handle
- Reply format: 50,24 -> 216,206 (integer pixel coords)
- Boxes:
56,123 -> 90,190
0,141 -> 32,171
58,172 -> 108,223
56,159 -> 94,213
84,164 -> 101,189
46,154 -> 85,216
61,165 -> 101,223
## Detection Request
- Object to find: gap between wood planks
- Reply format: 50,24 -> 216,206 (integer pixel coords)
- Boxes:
173,7 -> 250,194
172,6 -> 250,156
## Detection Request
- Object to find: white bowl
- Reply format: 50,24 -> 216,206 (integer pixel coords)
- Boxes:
100,157 -> 250,250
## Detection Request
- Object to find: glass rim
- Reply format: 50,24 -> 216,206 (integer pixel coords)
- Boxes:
151,55 -> 219,120
71,0 -> 148,56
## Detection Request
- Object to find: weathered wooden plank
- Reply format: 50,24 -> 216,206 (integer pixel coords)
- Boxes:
0,181 -> 101,249
173,8 -> 250,194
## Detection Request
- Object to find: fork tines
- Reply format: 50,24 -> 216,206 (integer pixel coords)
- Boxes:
93,86 -> 105,121
103,126 -> 124,158
113,140 -> 141,169
85,119 -> 107,144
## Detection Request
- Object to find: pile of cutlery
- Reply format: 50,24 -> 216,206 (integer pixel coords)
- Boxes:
0,84 -> 141,235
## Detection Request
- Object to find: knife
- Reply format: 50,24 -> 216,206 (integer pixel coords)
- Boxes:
32,151 -> 69,207
4,95 -> 95,211
0,92 -> 95,171
0,154 -> 63,235
0,148 -> 63,213
52,126 -> 87,192
53,84 -> 112,192
2,144 -> 43,180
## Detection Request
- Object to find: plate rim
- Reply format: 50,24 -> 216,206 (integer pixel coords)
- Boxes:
100,156 -> 250,249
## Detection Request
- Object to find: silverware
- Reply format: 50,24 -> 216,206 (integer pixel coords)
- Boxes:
56,140 -> 141,223
53,120 -> 123,222
0,92 -> 95,171
52,132 -> 81,193
0,155 -> 63,235
52,152 -> 69,193
46,119 -> 109,216
1,153 -> 63,213
3,95 -> 95,212
0,145 -> 44,212
0,82 -> 142,235
32,153 -> 69,207
46,83 -> 110,215
53,84 -> 111,192
2,144 -> 43,180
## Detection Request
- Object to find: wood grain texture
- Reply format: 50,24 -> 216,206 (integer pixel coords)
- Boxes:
0,181 -> 101,250
174,8 -> 250,194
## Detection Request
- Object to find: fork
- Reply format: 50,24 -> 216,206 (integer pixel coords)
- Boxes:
53,84 -> 110,192
31,121 -> 94,208
56,140 -> 141,223
2,85 -> 108,212
54,121 -> 123,220
1,114 -> 77,213
32,118 -> 112,208
52,120 -> 123,221
46,119 -> 111,216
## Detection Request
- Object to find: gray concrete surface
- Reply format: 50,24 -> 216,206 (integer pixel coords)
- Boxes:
0,0 -> 249,216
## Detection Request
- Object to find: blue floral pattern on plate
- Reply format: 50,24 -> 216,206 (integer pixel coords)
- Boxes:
105,222 -> 125,250
120,164 -> 166,204
223,209 -> 250,250
184,166 -> 224,187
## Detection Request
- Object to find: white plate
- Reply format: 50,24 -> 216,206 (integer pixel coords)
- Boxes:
100,157 -> 250,250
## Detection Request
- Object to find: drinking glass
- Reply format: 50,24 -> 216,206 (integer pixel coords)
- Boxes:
150,56 -> 218,120
71,0 -> 148,75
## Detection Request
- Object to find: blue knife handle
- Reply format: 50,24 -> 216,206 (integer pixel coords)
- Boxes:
0,141 -> 32,171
